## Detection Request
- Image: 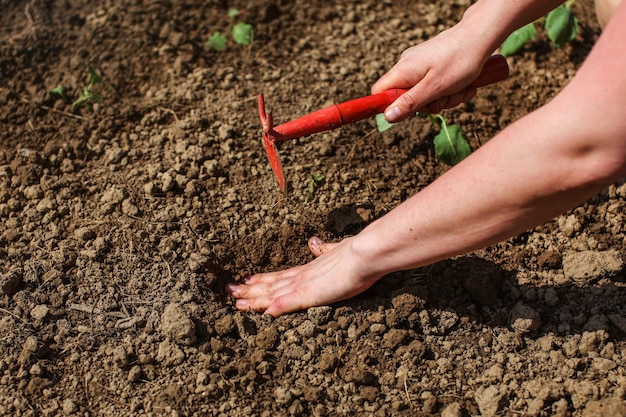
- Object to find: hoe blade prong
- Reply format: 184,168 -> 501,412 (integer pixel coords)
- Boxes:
258,94 -> 286,193
262,132 -> 286,193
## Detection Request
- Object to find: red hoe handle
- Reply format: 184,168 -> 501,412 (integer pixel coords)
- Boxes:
259,54 -> 509,192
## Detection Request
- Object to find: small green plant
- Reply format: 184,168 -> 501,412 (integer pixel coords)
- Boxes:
206,8 -> 254,50
232,22 -> 253,45
376,112 -> 471,166
501,1 -> 578,57
72,64 -> 103,108
48,64 -> 103,109
49,85 -> 69,102
206,32 -> 227,51
545,3 -> 579,47
426,114 -> 471,166
304,173 -> 325,202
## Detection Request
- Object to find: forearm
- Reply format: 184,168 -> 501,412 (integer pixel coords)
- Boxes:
353,111 -> 616,275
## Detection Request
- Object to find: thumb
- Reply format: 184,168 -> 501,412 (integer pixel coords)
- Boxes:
383,92 -> 422,123
308,236 -> 337,257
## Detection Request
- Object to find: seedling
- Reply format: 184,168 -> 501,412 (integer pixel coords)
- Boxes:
49,85 -> 69,102
72,64 -> 103,108
206,32 -> 227,50
257,55 -> 509,192
304,173 -> 325,203
232,22 -> 253,45
206,8 -> 253,50
427,114 -> 471,166
545,3 -> 579,47
48,64 -> 103,109
376,112 -> 470,166
501,2 -> 578,56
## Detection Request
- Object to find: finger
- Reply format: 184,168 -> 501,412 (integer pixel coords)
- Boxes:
440,87 -> 476,110
371,65 -> 405,95
384,93 -> 419,123
417,96 -> 446,115
308,236 -> 338,257
384,72 -> 447,123
225,274 -> 259,295
263,269 -> 376,317
226,279 -> 270,298
462,86 -> 477,103
433,95 -> 450,114
416,85 -> 476,114
235,282 -> 295,313
264,291 -> 309,317
443,91 -> 464,109
371,58 -> 428,96
264,276 -> 329,317
226,270 -> 295,299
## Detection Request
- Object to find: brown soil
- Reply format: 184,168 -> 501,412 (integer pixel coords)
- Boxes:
2,1 -> 626,416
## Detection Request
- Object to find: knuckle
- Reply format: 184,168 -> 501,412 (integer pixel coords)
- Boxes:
232,285 -> 247,297
398,93 -> 419,112
271,295 -> 288,313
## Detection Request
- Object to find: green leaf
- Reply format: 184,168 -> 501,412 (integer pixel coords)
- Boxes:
545,5 -> 579,48
375,113 -> 395,132
432,116 -> 471,165
500,23 -> 537,57
305,173 -> 325,203
49,85 -> 65,95
206,31 -> 227,50
49,85 -> 67,101
310,173 -> 325,182
227,8 -> 240,18
72,93 -> 90,108
232,22 -> 253,45
86,63 -> 101,88
72,87 -> 102,108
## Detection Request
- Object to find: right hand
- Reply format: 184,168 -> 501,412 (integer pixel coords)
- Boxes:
371,27 -> 489,123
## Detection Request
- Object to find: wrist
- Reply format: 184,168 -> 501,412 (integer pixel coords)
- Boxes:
350,222 -> 400,280
458,1 -> 511,59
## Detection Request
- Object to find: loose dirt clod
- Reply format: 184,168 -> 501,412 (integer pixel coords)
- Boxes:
161,303 -> 197,346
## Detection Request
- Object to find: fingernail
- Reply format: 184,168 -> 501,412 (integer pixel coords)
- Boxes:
309,236 -> 322,246
384,106 -> 402,123
235,299 -> 249,309
225,283 -> 238,294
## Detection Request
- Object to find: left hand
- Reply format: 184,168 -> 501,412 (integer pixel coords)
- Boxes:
226,236 -> 383,317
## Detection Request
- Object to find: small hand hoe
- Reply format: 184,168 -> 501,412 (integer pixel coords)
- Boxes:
258,54 -> 509,192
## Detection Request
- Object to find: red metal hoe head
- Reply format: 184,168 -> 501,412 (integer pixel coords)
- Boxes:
258,94 -> 286,193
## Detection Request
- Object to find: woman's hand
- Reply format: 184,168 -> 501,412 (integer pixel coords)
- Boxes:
226,236 -> 383,317
371,27 -> 488,123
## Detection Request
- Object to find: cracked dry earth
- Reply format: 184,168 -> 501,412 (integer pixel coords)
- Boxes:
2,0 -> 626,416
